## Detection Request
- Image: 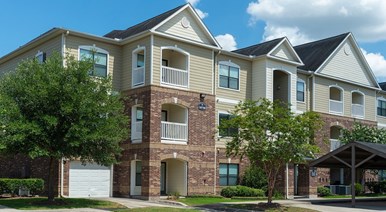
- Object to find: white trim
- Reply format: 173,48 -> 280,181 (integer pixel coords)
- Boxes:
130,160 -> 142,196
315,72 -> 380,91
60,158 -> 64,197
377,97 -> 386,118
351,90 -> 365,119
267,37 -> 304,66
151,31 -> 220,50
329,85 -> 344,115
272,69 -> 292,104
217,111 -> 231,138
216,97 -> 240,105
212,50 -> 214,95
131,105 -> 143,143
377,123 -> 386,128
160,46 -> 190,89
296,78 -> 306,103
161,140 -> 188,145
132,46 -> 146,88
150,34 -> 154,84
295,110 -> 304,114
312,76 -> 315,111
61,32 -> 66,67
78,45 -> 110,77
218,60 -> 241,91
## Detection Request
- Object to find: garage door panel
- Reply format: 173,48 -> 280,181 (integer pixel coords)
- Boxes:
69,161 -> 111,197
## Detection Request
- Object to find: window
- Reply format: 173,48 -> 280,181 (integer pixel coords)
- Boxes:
219,61 -> 239,90
378,99 -> 386,116
219,113 -> 237,137
136,54 -> 144,68
136,107 -> 143,121
135,161 -> 142,186
79,47 -> 108,77
132,47 -> 145,87
35,51 -> 46,63
297,80 -> 305,102
219,164 -> 238,186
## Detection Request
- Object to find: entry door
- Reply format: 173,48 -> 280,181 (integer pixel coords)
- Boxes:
161,162 -> 166,195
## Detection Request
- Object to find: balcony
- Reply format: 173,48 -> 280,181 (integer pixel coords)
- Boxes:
132,121 -> 142,140
161,66 -> 188,88
352,104 -> 364,118
329,100 -> 343,114
161,121 -> 188,142
132,67 -> 145,86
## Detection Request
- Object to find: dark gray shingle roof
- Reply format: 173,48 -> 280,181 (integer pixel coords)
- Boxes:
232,38 -> 284,57
104,4 -> 184,39
379,82 -> 386,91
294,33 -> 350,71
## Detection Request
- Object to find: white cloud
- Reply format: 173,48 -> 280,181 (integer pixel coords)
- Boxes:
185,0 -> 208,19
246,0 -> 386,43
362,48 -> 386,82
215,34 -> 237,51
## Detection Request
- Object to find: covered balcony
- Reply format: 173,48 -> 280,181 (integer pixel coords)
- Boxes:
273,70 -> 290,105
161,47 -> 189,88
351,91 -> 364,118
161,104 -> 188,143
329,86 -> 343,115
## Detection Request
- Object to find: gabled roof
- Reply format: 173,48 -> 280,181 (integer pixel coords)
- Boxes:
294,33 -> 350,71
232,38 -> 284,57
379,82 -> 386,91
104,4 -> 185,39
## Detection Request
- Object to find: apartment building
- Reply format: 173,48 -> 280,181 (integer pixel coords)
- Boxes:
0,3 -> 384,199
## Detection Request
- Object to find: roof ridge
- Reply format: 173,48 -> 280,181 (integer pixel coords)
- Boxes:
234,37 -> 284,52
294,32 -> 350,48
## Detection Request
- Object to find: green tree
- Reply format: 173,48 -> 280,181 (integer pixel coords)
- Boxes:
221,98 -> 323,204
340,122 -> 386,144
0,53 -> 129,201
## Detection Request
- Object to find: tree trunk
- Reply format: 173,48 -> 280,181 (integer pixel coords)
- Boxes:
47,156 -> 56,202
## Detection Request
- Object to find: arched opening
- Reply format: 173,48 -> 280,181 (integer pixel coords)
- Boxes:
161,103 -> 188,143
273,70 -> 290,104
330,125 -> 342,151
329,86 -> 343,114
161,47 -> 189,88
131,105 -> 143,143
351,91 -> 364,118
329,125 -> 346,190
160,158 -> 188,196
132,47 -> 145,87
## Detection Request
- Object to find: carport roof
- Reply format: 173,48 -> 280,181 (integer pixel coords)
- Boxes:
310,141 -> 386,169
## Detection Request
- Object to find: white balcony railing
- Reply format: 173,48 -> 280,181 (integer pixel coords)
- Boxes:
161,66 -> 188,88
330,139 -> 341,151
161,121 -> 187,142
132,121 -> 142,140
352,104 -> 364,118
329,100 -> 343,114
132,67 -> 145,86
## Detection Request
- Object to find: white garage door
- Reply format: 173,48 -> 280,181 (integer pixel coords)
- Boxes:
69,161 -> 111,197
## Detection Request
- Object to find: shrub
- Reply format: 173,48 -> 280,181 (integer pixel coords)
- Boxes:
366,181 -> 381,193
317,186 -> 331,197
355,183 -> 363,195
0,178 -> 44,196
221,186 -> 265,198
240,164 -> 267,191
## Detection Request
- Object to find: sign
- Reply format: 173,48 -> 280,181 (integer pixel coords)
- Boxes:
198,102 -> 207,111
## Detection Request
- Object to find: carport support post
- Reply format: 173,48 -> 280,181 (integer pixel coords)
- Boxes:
351,145 -> 355,208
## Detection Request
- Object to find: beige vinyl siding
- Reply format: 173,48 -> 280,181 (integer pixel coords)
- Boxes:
314,76 -> 376,121
65,35 -> 122,90
297,73 -> 309,112
121,37 -> 151,91
156,9 -> 212,45
216,54 -> 252,101
251,59 -> 266,100
152,36 -> 212,94
319,40 -> 375,87
0,35 -> 62,75
376,93 -> 386,126
270,43 -> 295,61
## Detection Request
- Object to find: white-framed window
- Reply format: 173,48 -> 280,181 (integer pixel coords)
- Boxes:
135,161 -> 142,186
351,91 -> 364,118
378,98 -> 386,117
219,61 -> 240,90
219,163 -> 239,186
329,85 -> 344,115
132,47 -> 145,87
79,46 -> 108,77
35,51 -> 46,63
218,112 -> 237,137
131,105 -> 143,142
297,79 -> 305,102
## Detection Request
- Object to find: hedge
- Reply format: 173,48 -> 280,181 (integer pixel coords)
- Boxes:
0,178 -> 44,196
220,185 -> 265,198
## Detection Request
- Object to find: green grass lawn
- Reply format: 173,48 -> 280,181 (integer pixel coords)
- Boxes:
177,196 -> 266,206
0,197 -> 127,210
229,204 -> 318,212
116,207 -> 199,212
323,193 -> 386,199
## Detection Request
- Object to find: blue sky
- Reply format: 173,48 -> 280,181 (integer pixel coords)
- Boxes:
1,0 -> 386,81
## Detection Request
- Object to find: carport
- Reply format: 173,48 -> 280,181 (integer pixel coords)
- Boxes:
310,141 -> 386,207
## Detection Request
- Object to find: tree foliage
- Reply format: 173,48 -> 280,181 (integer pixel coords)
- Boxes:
221,98 -> 323,203
340,122 -> 386,144
0,53 -> 129,201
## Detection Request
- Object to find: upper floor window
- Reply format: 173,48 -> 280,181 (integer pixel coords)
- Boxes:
219,61 -> 240,90
219,163 -> 238,186
132,47 -> 145,87
219,113 -> 238,137
351,91 -> 364,118
329,85 -> 344,115
296,79 -> 305,102
35,51 -> 46,63
79,46 -> 108,77
378,99 -> 386,117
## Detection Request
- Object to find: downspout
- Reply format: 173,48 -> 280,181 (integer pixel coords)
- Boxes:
286,163 -> 289,199
307,71 -> 314,111
213,50 -> 222,194
60,31 -> 68,197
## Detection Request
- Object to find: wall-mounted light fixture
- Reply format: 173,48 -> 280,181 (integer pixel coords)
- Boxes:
200,93 -> 206,99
